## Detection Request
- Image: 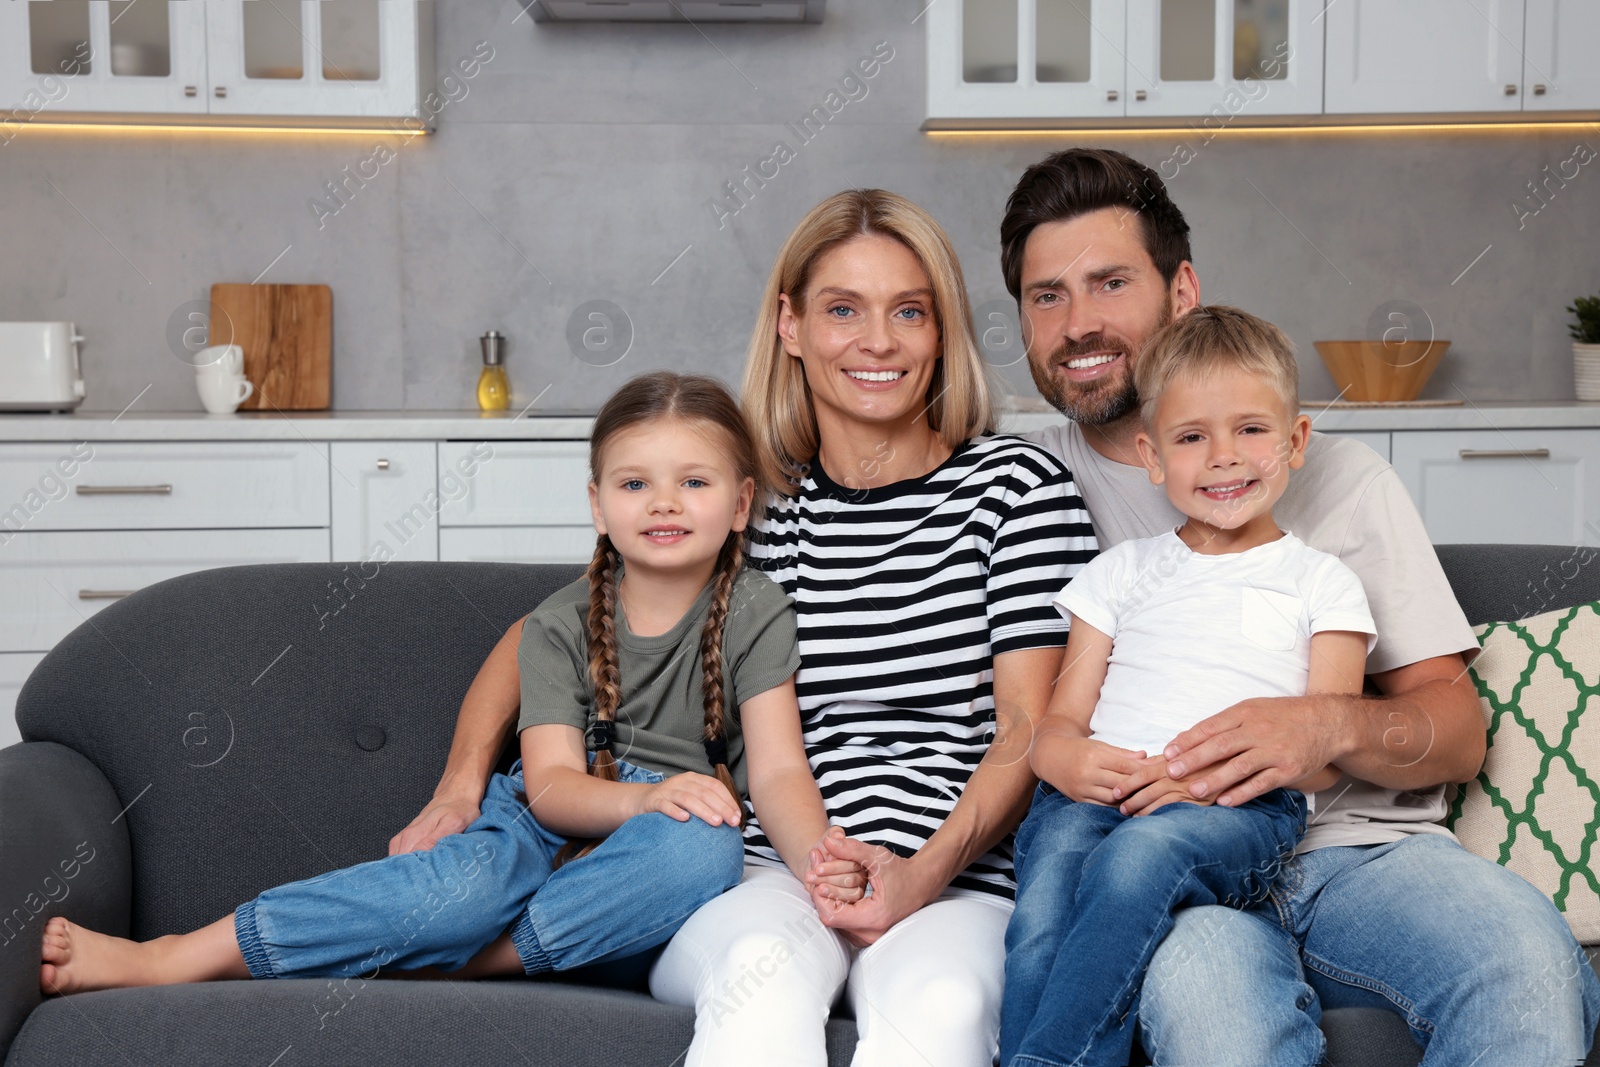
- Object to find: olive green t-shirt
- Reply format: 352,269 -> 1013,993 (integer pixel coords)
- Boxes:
516,567 -> 800,796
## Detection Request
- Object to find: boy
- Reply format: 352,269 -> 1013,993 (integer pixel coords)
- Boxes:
1000,306 -> 1377,1067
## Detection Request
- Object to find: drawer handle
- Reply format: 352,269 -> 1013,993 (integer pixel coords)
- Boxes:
1458,448 -> 1550,459
76,484 -> 174,495
79,589 -> 138,600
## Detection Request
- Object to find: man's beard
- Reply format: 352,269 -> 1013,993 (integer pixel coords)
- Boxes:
1028,304 -> 1173,427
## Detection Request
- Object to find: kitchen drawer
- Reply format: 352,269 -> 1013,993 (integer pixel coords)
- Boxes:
0,652 -> 44,750
439,526 -> 595,565
0,442 -> 330,531
437,442 -> 590,527
1390,430 -> 1600,545
0,529 -> 330,652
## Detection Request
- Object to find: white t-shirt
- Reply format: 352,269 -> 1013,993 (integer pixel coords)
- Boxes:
1057,531 -> 1377,758
1029,421 -> 1480,851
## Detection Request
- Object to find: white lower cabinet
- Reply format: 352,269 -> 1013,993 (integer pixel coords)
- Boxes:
437,441 -> 593,564
0,653 -> 45,750
1389,429 -> 1600,546
0,528 -> 330,652
330,442 -> 439,563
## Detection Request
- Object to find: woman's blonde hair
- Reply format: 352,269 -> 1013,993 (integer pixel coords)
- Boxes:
741,189 -> 994,493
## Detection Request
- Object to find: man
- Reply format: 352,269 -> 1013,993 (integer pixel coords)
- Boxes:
1007,147 -> 1598,1064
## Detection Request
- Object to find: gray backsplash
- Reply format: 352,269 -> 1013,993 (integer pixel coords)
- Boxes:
2,0 -> 1595,415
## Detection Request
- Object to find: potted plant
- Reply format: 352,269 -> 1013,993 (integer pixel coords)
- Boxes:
1572,293 -> 1600,401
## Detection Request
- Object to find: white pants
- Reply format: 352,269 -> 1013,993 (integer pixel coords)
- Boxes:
649,865 -> 1012,1067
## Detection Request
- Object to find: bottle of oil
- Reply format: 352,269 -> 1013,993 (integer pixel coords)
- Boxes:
477,330 -> 510,411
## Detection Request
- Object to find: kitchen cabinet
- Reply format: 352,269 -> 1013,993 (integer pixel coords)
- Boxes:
925,0 -> 1323,123
437,442 -> 594,565
1522,0 -> 1600,112
1389,429 -> 1600,545
0,1 -> 434,123
1324,0 -> 1600,115
329,442 -> 439,564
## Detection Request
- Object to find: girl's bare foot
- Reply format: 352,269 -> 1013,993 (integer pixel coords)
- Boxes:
40,913 -> 249,995
41,917 -> 166,994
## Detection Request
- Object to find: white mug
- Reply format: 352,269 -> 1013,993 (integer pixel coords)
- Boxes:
196,344 -> 244,375
197,370 -> 253,414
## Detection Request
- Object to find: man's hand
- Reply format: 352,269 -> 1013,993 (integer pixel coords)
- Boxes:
806,835 -> 938,947
1113,757 -> 1216,816
1158,695 -> 1349,808
389,796 -> 480,855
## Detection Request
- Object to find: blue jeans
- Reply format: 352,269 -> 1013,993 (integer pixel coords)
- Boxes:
1002,783 -> 1306,1067
234,760 -> 744,979
1137,833 -> 1600,1065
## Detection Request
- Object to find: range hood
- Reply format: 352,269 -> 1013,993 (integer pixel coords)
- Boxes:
528,1 -> 824,21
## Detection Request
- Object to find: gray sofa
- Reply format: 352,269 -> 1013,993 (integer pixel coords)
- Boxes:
3,547 -> 1598,1066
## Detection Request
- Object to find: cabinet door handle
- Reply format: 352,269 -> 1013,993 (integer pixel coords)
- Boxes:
1504,83 -> 1518,95
1134,89 -> 1147,101
377,458 -> 391,470
79,589 -> 137,600
1106,89 -> 1119,102
1459,448 -> 1550,459
76,484 -> 174,495
215,86 -> 228,98
185,85 -> 197,97
1534,83 -> 1547,95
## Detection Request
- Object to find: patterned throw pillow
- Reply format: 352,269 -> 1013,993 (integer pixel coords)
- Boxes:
1446,600 -> 1600,942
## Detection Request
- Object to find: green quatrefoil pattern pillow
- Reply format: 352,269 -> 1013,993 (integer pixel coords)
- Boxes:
1446,600 -> 1600,942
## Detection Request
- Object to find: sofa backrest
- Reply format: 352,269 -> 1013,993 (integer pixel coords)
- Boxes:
16,562 -> 583,941
16,546 -> 1599,940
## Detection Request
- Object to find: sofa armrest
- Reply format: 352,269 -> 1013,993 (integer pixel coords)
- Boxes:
0,742 -> 132,1061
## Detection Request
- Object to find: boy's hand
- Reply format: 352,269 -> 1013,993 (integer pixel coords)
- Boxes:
1114,757 -> 1216,816
634,773 -> 743,827
1043,736 -> 1149,806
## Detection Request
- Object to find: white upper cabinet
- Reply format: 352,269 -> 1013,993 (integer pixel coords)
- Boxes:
0,1 -> 433,122
1124,0 -> 1322,116
926,0 -> 1322,122
0,0 -> 208,114
927,0 -> 1127,121
206,0 -> 429,119
1323,0 -> 1528,113
1521,0 -> 1600,111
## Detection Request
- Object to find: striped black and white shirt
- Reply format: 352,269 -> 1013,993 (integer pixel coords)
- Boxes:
741,434 -> 1097,897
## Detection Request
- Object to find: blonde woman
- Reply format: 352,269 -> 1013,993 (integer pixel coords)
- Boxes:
647,190 -> 1097,1066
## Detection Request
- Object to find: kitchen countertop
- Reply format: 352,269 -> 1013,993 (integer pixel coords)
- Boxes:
1,402 -> 1598,442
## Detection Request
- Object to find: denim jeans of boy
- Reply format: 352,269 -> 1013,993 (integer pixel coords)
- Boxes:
234,760 -> 744,980
1002,782 -> 1305,1067
1137,833 -> 1600,1065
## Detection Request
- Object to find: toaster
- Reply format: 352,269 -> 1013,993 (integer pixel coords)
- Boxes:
0,322 -> 86,412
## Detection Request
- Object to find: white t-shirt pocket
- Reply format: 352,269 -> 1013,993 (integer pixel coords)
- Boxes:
1241,587 -> 1304,651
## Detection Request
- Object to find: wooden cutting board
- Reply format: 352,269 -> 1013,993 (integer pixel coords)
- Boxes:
209,283 -> 331,410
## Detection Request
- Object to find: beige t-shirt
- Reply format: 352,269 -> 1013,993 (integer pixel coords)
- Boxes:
1027,422 -> 1480,851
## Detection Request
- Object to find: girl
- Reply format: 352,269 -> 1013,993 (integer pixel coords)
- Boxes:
40,371 -> 846,993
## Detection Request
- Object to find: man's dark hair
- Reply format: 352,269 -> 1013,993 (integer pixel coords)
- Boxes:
999,148 -> 1193,301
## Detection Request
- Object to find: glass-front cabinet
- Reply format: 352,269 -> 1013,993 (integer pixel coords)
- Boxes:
926,0 -> 1323,123
0,1 -> 432,123
0,0 -> 209,114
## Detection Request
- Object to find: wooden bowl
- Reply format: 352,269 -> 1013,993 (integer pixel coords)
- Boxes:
1312,340 -> 1451,402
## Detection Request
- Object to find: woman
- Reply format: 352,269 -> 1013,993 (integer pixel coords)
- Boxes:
645,189 -> 1096,1066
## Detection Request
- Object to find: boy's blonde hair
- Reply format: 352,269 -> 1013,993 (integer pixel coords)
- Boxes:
741,189 -> 994,494
1135,305 -> 1299,426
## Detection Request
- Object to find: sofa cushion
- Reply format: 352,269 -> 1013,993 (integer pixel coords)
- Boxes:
1447,599 -> 1600,942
